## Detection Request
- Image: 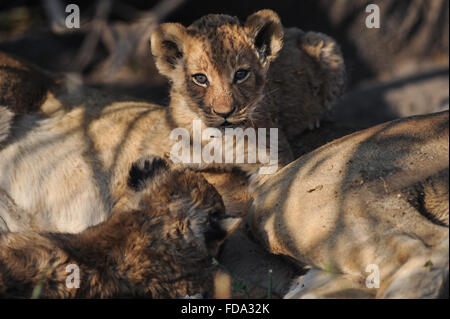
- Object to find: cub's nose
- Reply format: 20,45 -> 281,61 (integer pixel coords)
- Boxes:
213,106 -> 235,119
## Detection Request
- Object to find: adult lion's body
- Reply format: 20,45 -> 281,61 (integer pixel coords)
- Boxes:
0,84 -> 170,232
249,111 -> 449,298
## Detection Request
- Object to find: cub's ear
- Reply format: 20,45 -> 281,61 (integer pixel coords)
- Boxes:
245,10 -> 284,68
128,156 -> 170,191
150,23 -> 187,78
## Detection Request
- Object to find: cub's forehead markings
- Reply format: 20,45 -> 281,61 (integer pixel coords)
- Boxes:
184,38 -> 213,72
184,23 -> 257,79
191,55 -> 210,73
209,35 -> 253,72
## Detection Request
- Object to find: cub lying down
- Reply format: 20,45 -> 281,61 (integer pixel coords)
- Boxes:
0,156 -> 240,298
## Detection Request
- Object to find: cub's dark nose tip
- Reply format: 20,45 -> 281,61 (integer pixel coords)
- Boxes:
213,107 -> 235,119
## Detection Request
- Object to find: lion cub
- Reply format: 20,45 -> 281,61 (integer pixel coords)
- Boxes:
150,10 -> 295,182
0,156 -> 240,298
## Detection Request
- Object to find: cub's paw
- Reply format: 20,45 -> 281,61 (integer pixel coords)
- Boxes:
128,156 -> 169,191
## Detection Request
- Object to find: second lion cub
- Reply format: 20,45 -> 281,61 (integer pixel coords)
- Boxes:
0,156 -> 240,298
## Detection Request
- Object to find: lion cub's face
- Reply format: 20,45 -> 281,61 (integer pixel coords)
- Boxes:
126,156 -> 240,258
151,10 -> 283,128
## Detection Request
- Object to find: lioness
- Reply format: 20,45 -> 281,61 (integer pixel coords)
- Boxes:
0,156 -> 242,298
249,111 -> 449,298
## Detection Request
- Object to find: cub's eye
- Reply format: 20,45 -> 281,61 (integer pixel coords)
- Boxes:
234,69 -> 250,83
192,73 -> 209,87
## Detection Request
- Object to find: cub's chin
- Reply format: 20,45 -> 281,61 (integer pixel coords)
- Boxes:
218,120 -> 247,129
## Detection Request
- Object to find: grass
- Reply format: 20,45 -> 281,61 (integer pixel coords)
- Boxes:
30,265 -> 51,299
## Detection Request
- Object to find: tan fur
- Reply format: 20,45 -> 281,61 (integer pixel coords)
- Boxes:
249,111 -> 449,298
0,107 -> 13,145
0,156 -> 242,298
